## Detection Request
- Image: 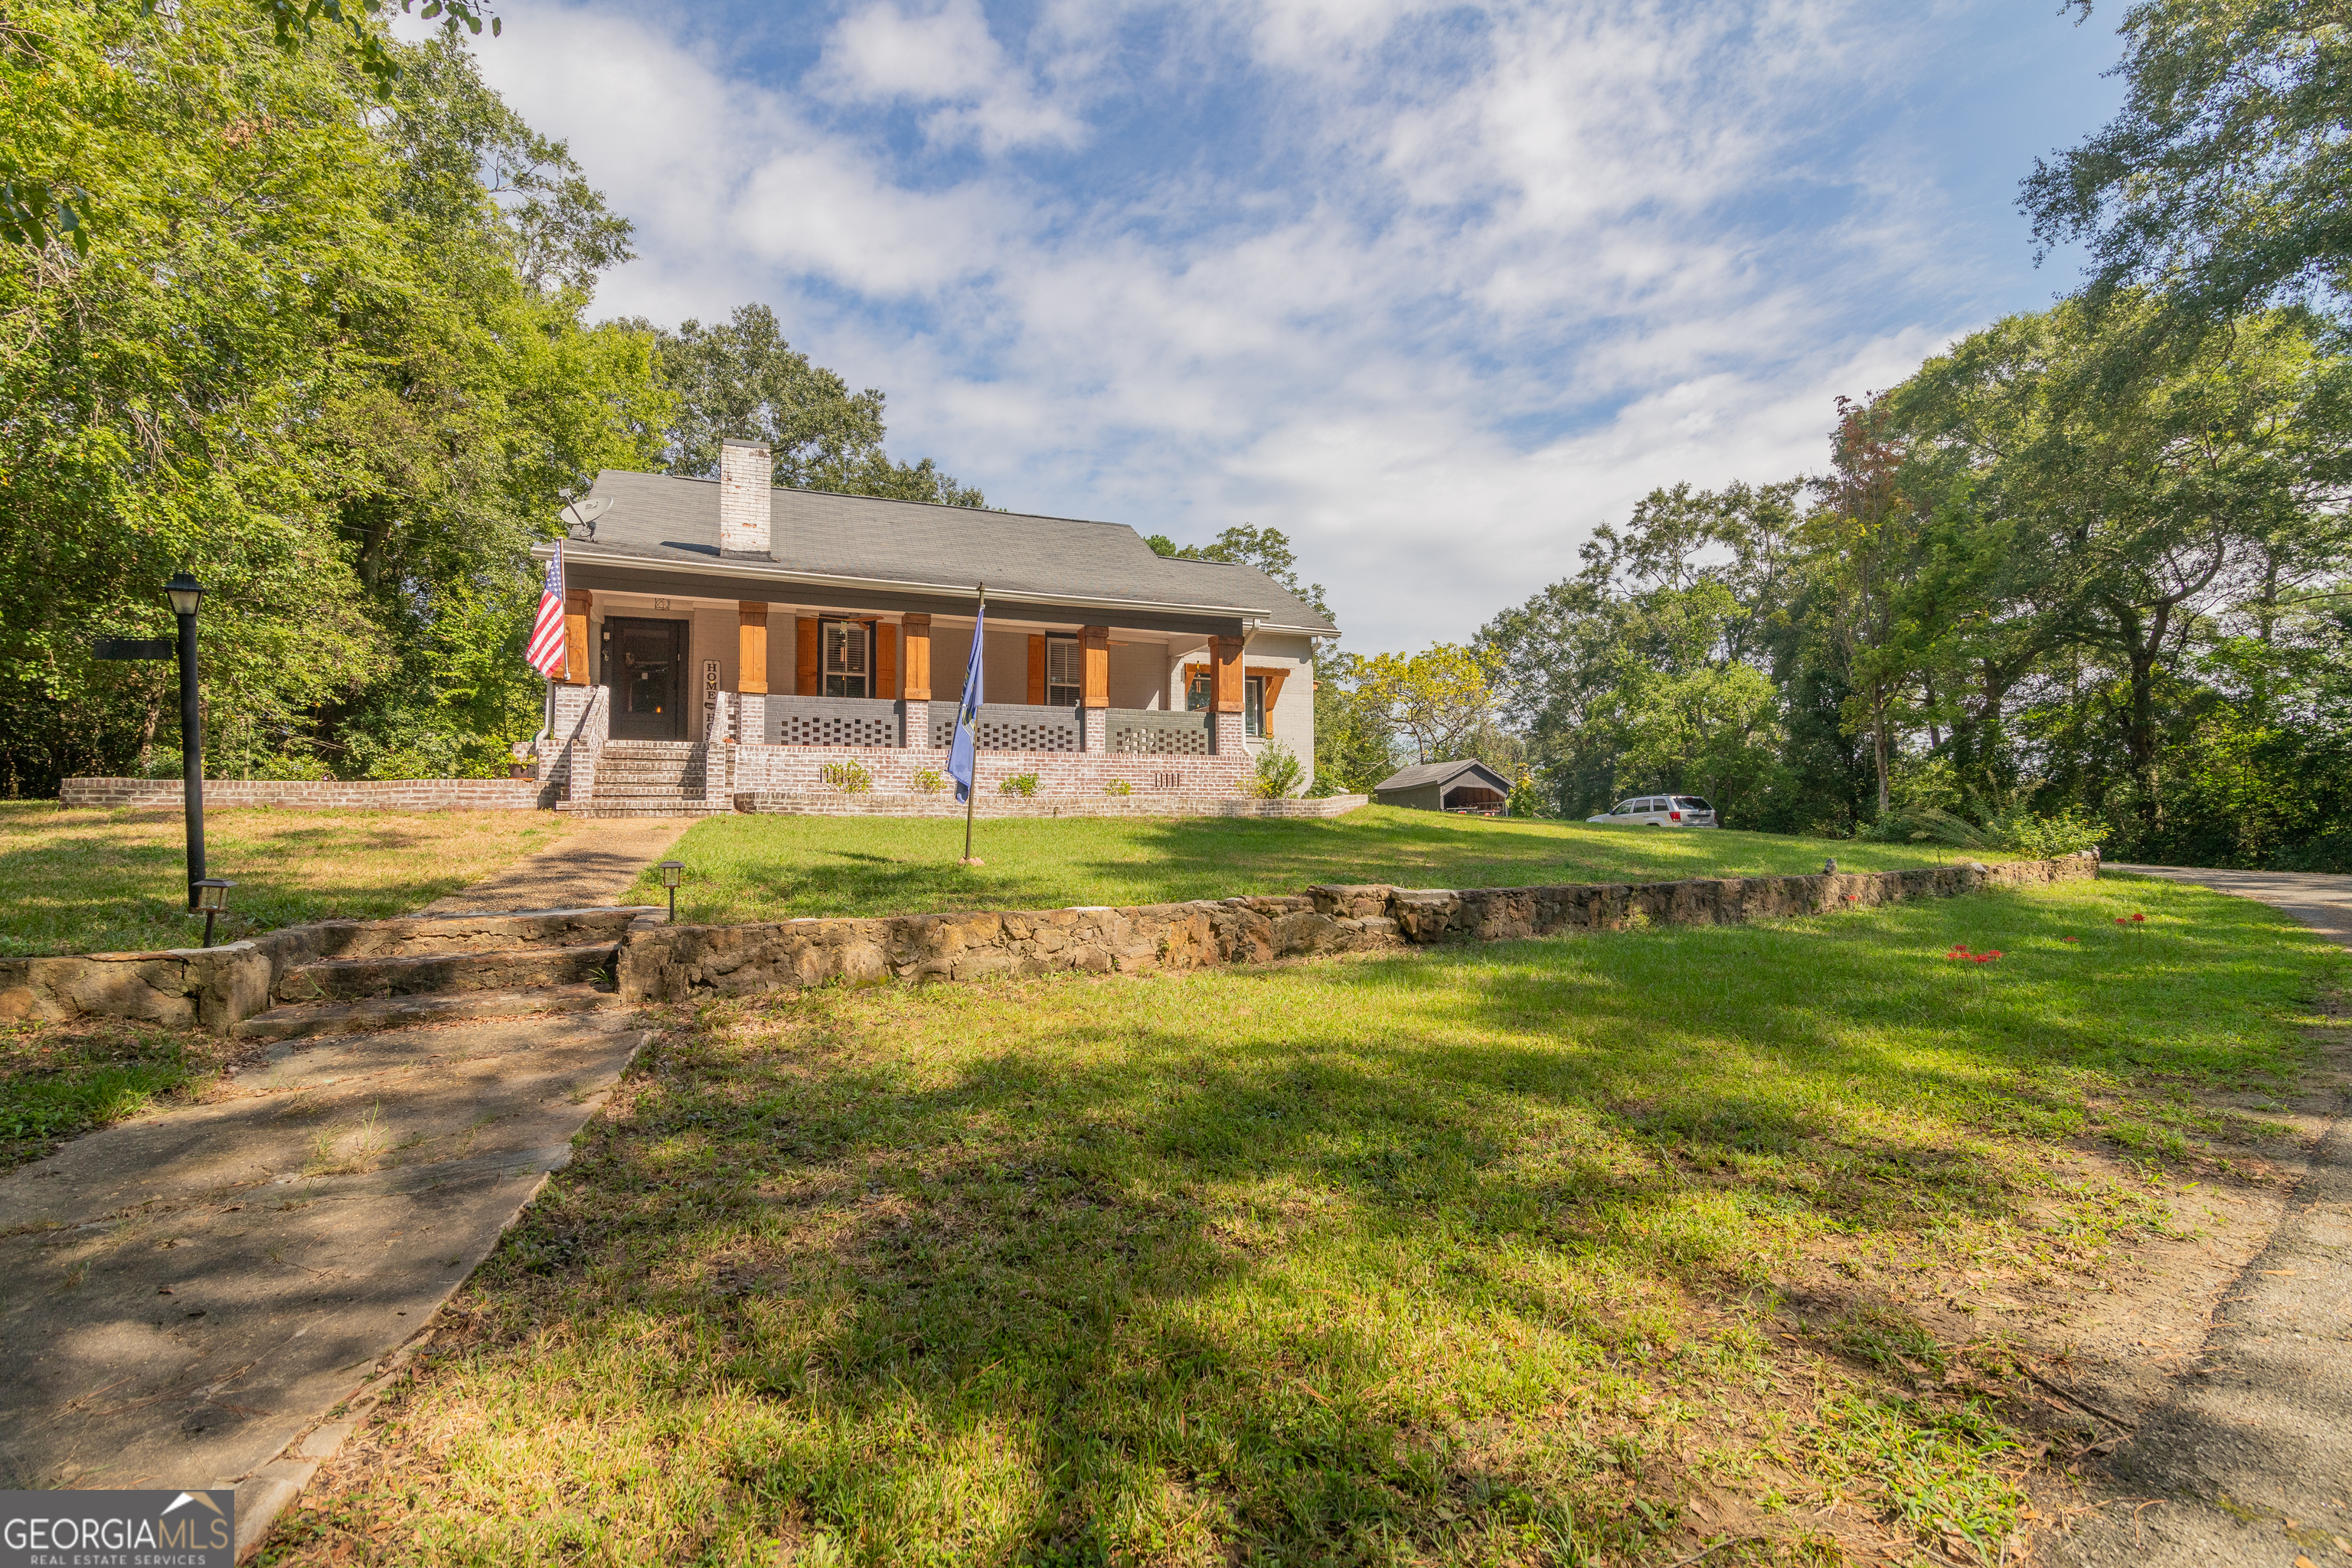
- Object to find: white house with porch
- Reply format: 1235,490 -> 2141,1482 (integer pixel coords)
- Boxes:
534,440 -> 1338,816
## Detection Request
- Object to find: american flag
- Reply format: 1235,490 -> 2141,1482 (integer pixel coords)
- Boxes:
525,543 -> 567,678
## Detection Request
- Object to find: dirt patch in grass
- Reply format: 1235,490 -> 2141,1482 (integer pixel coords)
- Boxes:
260,879 -> 2347,1566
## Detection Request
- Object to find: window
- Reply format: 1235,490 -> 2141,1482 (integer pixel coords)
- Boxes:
1245,676 -> 1266,738
822,619 -> 869,698
1046,635 -> 1081,707
1186,671 -> 1213,711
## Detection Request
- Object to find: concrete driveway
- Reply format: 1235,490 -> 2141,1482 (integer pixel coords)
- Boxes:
2051,864 -> 2352,1567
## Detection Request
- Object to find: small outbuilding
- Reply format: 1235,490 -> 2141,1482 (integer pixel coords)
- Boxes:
1371,759 -> 1514,815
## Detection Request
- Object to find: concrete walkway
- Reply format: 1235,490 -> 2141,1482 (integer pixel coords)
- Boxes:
2053,866 -> 2352,1567
0,1011 -> 647,1557
416,816 -> 694,914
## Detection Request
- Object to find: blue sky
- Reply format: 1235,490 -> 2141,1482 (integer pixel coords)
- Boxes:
458,0 -> 2129,650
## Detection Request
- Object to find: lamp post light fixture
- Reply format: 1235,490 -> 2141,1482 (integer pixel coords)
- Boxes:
192,877 -> 235,947
165,572 -> 209,910
658,859 -> 685,923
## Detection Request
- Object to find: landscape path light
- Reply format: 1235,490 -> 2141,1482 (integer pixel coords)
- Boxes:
165,572 -> 209,909
658,859 -> 684,923
193,877 -> 234,948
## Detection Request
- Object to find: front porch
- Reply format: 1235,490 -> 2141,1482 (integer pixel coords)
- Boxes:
536,580 -> 1293,815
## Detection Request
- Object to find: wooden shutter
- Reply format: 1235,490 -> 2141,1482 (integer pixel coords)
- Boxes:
874,622 -> 897,698
1027,635 -> 1047,705
795,616 -> 819,696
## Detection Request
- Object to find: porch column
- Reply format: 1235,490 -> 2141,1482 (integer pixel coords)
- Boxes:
737,602 -> 768,743
1210,635 -> 1245,761
563,587 -> 593,686
1082,626 -> 1109,751
1210,635 -> 1244,712
901,614 -> 932,749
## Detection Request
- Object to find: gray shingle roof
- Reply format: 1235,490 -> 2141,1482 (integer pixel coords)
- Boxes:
1373,759 -> 1513,794
564,470 -> 1338,634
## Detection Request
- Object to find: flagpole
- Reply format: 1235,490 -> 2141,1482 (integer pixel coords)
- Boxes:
962,582 -> 984,864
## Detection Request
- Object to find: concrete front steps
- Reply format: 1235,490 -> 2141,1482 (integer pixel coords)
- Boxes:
227,906 -> 651,1041
561,740 -> 735,819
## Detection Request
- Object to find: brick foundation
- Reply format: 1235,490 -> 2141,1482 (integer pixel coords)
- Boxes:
729,792 -> 1369,819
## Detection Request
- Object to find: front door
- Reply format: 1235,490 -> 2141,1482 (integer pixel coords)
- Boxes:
603,617 -> 686,740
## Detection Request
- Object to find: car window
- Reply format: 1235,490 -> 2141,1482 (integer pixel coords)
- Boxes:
1612,800 -> 1637,815
1644,798 -> 1664,812
1674,796 -> 1710,810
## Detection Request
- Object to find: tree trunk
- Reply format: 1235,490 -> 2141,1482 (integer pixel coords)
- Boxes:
1871,681 -> 1890,815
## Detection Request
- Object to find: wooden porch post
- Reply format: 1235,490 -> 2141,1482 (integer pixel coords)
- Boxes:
900,614 -> 932,700
737,603 -> 768,694
1081,626 -> 1109,707
563,588 -> 593,685
1211,635 -> 1245,713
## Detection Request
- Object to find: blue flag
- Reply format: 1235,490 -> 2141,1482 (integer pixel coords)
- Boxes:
946,598 -> 985,803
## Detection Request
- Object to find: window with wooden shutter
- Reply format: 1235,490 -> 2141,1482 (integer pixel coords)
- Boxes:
822,619 -> 870,698
1045,635 -> 1081,707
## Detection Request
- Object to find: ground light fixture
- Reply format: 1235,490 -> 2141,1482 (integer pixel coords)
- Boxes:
166,572 -> 210,908
193,877 -> 234,947
658,860 -> 685,923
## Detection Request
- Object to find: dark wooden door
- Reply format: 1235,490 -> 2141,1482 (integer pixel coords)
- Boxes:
603,617 -> 686,740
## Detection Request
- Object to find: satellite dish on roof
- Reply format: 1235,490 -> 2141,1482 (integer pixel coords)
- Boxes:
560,496 -> 612,539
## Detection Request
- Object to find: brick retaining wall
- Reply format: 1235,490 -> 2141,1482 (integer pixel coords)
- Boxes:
721,738 -> 1253,799
60,778 -> 547,811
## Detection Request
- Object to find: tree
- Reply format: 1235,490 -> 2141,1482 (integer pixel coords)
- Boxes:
638,303 -> 984,505
1147,524 -> 1329,622
2024,0 -> 2352,323
0,2 -> 666,792
1353,645 -> 1501,765
1805,394 -> 1928,816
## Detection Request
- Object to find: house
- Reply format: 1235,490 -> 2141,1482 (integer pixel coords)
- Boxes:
1371,759 -> 1513,814
534,439 -> 1338,815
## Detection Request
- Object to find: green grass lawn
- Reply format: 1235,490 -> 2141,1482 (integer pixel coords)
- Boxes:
0,1018 -> 240,1171
0,802 -> 567,957
271,874 -> 2344,1566
635,805 -> 2011,924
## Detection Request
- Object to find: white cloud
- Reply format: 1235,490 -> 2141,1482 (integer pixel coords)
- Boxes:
452,0 -> 2076,650
818,0 -> 1086,152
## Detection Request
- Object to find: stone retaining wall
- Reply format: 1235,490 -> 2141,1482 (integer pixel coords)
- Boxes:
0,907 -> 652,1031
59,778 -> 547,812
618,852 -> 2102,1004
0,855 -> 2100,1031
728,792 -> 1369,819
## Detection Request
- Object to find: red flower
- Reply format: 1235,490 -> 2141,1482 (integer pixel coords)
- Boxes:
2132,913 -> 2146,923
2063,936 -> 2079,943
2115,916 -> 2128,924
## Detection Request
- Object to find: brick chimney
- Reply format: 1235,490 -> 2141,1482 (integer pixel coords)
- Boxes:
719,437 -> 771,558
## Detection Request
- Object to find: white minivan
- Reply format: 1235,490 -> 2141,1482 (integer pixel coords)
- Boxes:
1588,795 -> 1717,828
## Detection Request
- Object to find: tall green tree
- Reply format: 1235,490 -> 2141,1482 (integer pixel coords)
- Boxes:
637,304 -> 984,506
2025,0 -> 2352,322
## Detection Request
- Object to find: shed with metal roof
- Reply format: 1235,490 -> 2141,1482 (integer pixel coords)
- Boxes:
1370,759 -> 1514,814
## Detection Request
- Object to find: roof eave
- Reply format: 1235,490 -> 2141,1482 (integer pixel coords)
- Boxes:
536,541 -> 1292,623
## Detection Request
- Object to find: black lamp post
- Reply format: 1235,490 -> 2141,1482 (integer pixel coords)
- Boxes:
658,859 -> 684,923
192,878 -> 235,947
165,573 -> 207,909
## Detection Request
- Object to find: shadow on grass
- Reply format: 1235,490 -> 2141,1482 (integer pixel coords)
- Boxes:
349,880 -> 2342,1564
